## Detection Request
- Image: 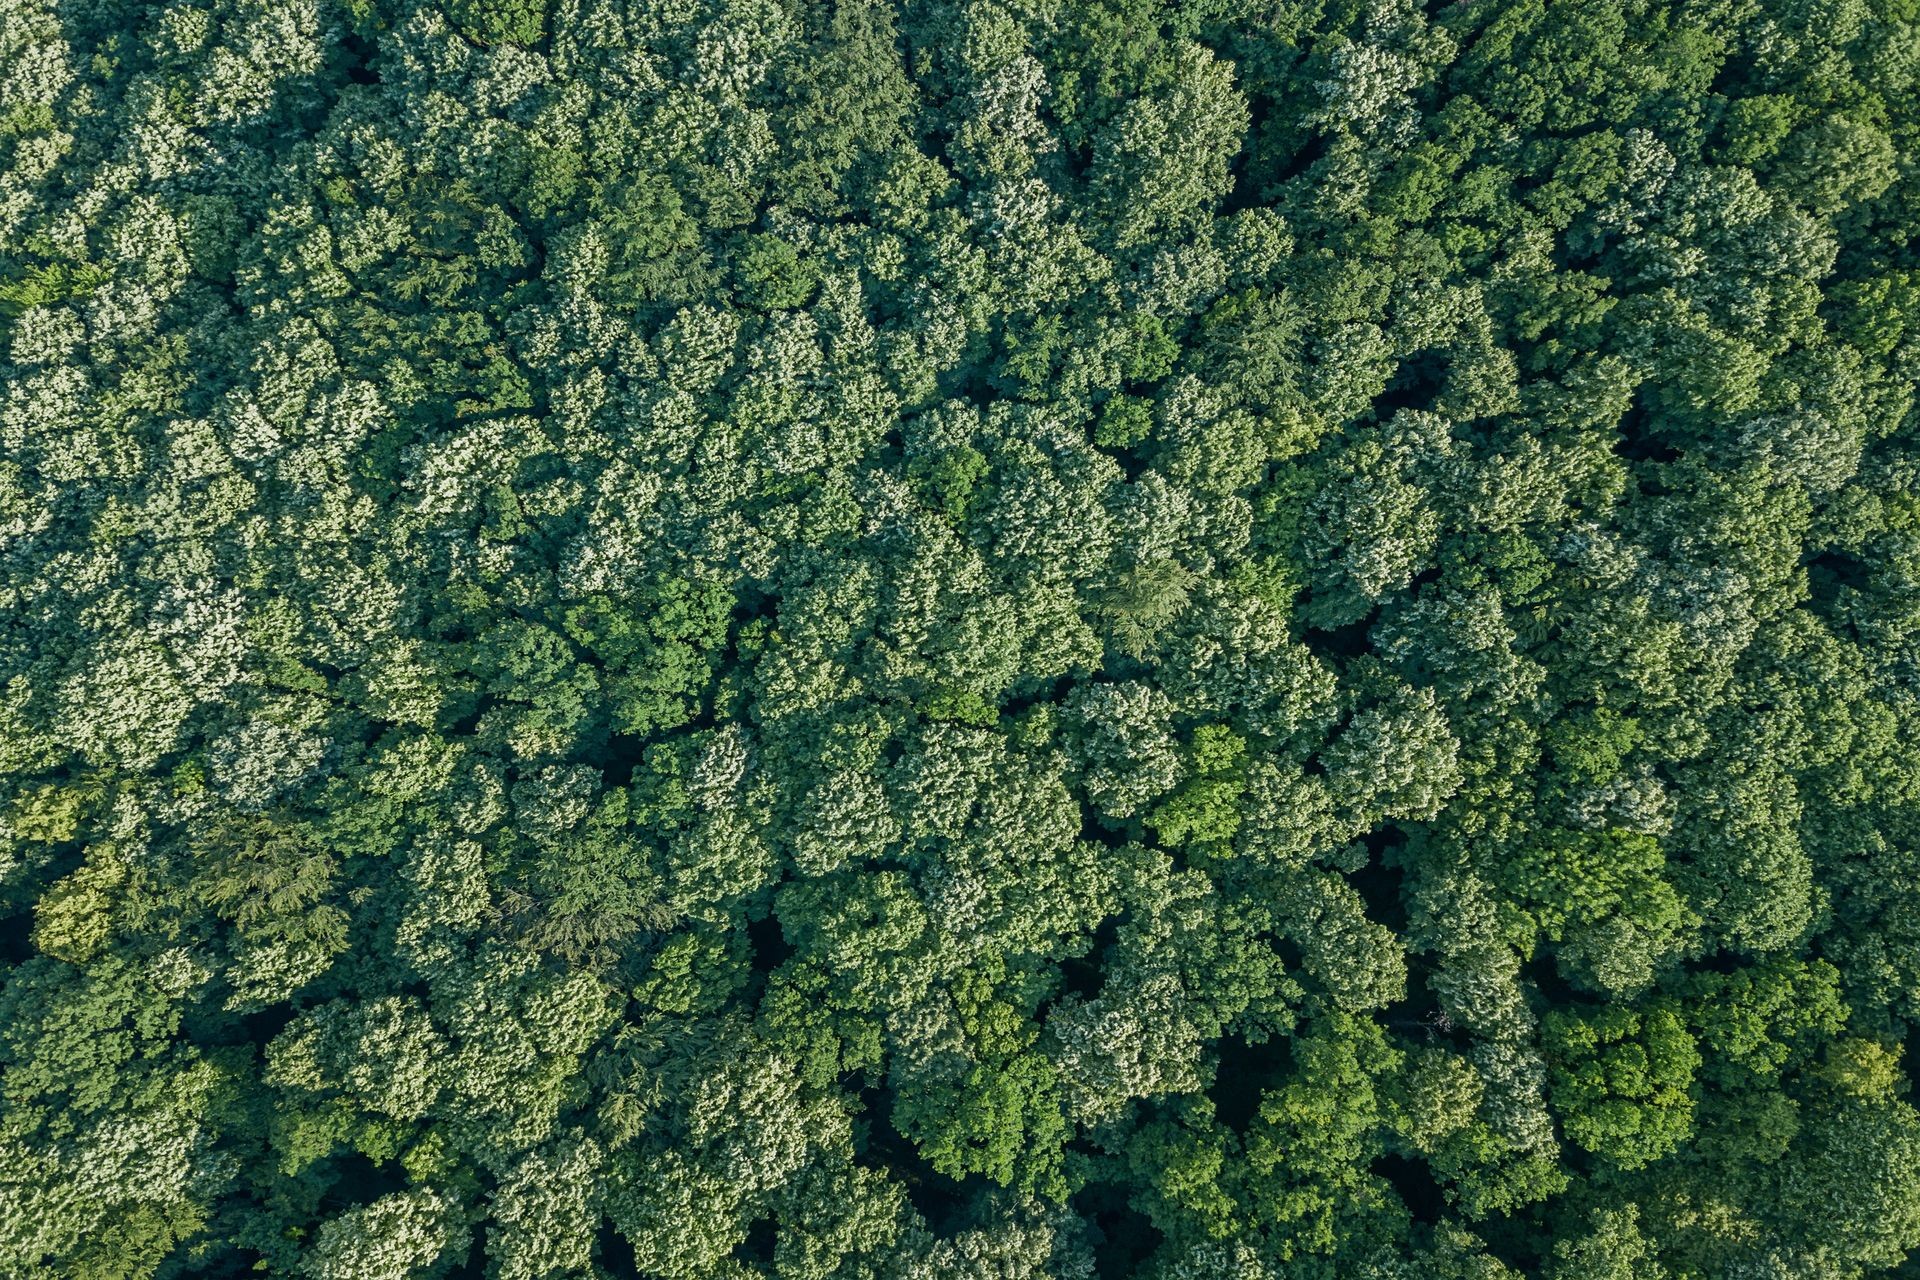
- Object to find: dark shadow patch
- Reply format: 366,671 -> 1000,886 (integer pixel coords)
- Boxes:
1374,1153 -> 1446,1225
856,1087 -> 971,1235
1374,347 -> 1449,418
596,1222 -> 643,1278
340,33 -> 381,84
1264,132 -> 1330,189
746,912 -> 794,974
1216,153 -> 1261,218
933,361 -> 1002,412
1614,388 -> 1679,464
998,674 -> 1078,720
1347,848 -> 1410,935
1685,949 -> 1744,977
1363,823 -> 1408,859
595,733 -> 649,788
1475,1206 -> 1552,1277
1209,1032 -> 1292,1132
1057,915 -> 1122,1002
731,583 -> 781,627
1381,960 -> 1471,1049
443,1224 -> 485,1280
160,1244 -> 266,1280
1303,605 -> 1380,661
239,1002 -> 298,1047
0,911 -> 35,965
1214,94 -> 1274,218
1074,1182 -> 1165,1280
1806,548 -> 1870,606
732,1216 -> 778,1268
446,693 -> 497,739
1102,442 -> 1154,486
1,838 -> 86,928
1522,949 -> 1586,1012
1902,1024 -> 1920,1101
513,451 -> 573,493
317,1152 -> 408,1214
1079,808 -> 1130,851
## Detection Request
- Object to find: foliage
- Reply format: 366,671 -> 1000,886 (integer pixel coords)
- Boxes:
4,0 -> 1920,1274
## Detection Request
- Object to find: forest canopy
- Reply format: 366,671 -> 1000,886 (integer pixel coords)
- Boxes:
3,0 -> 1920,1276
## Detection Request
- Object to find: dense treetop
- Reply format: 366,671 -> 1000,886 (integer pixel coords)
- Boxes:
3,0 -> 1919,1275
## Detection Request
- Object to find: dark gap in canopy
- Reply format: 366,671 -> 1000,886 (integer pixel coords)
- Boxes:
747,911 -> 796,974
340,32 -> 382,85
316,1151 -> 408,1215
1374,1152 -> 1447,1225
596,1222 -> 644,1278
1381,959 -> 1472,1050
732,1216 -> 778,1267
855,1086 -> 972,1236
1056,913 -> 1123,1003
444,1226 -> 486,1280
1209,1030 -> 1293,1132
1374,347 -> 1450,418
1348,845 -> 1410,935
1303,606 -> 1380,661
1075,1181 -> 1165,1280
1614,387 -> 1680,465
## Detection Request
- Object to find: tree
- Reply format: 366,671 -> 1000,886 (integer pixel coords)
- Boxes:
1542,1002 -> 1699,1171
5,0 -> 1920,1272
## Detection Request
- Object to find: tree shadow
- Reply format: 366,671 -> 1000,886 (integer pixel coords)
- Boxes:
1373,1153 -> 1446,1225
1073,1181 -> 1165,1280
1208,1031 -> 1293,1132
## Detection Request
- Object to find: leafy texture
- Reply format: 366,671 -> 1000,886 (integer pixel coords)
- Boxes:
3,0 -> 1920,1276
